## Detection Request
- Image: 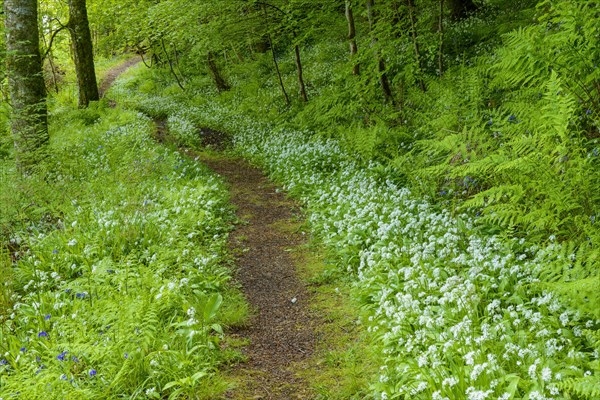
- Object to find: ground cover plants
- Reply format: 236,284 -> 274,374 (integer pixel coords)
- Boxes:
114,65 -> 599,399
0,100 -> 246,398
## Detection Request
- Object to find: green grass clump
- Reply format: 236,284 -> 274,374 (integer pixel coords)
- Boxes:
0,100 -> 246,398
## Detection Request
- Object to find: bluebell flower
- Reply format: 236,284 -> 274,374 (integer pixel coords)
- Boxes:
124,352 -> 129,359
586,109 -> 592,115
75,292 -> 86,299
89,369 -> 97,377
20,347 -> 27,353
57,351 -> 68,361
0,359 -> 8,365
72,356 -> 79,363
508,115 -> 517,122
52,249 -> 59,254
44,314 -> 51,320
60,374 -> 68,380
38,331 -> 48,338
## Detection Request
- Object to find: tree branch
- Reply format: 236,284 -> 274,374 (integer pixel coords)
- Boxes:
42,25 -> 68,61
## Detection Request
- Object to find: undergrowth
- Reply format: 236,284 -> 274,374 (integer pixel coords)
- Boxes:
113,64 -> 599,399
0,97 -> 246,398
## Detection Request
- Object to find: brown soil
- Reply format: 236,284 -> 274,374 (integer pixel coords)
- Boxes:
98,55 -> 142,98
188,149 -> 318,399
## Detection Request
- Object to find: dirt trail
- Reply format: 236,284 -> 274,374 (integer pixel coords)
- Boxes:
106,58 -> 319,399
98,55 -> 142,98
192,152 -> 318,399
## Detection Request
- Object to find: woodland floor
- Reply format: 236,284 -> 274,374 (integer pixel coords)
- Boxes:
105,59 -> 320,399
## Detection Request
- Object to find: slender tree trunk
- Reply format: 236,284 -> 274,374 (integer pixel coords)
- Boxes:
345,0 -> 360,75
68,0 -> 99,107
448,0 -> 477,20
263,6 -> 290,106
294,43 -> 308,102
160,38 -> 185,90
438,0 -> 444,75
367,0 -> 394,104
4,0 -> 49,173
406,0 -> 426,91
207,51 -> 230,92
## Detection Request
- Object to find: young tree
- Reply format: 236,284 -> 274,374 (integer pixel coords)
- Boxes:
367,0 -> 394,103
4,0 -> 49,172
68,0 -> 99,107
345,0 -> 360,75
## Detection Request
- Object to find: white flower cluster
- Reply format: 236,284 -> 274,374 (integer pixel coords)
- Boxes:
170,99 -> 598,399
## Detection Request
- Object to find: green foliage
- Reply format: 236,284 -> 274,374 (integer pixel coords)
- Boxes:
0,96 -> 245,398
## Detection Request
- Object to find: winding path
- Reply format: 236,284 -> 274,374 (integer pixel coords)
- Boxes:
104,58 -> 320,398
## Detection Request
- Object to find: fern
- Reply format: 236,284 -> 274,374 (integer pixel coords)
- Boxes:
557,375 -> 600,399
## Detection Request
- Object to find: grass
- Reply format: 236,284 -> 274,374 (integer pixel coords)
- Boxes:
0,86 -> 249,398
294,245 -> 378,399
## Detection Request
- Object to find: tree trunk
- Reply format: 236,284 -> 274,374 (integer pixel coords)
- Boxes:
345,0 -> 360,75
406,0 -> 426,91
448,0 -> 477,20
438,0 -> 444,76
263,5 -> 290,106
4,0 -> 49,173
68,0 -> 99,108
294,44 -> 308,102
160,38 -> 185,90
367,0 -> 394,104
207,51 -> 231,92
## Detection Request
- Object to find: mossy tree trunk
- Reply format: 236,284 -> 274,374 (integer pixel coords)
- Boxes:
207,51 -> 230,92
367,0 -> 394,104
4,0 -> 49,173
68,0 -> 99,107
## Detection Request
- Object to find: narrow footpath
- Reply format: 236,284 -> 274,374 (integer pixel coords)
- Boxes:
192,152 -> 318,399
103,59 -> 320,399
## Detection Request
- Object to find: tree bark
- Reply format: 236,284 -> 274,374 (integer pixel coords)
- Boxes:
68,0 -> 99,108
207,51 -> 231,92
448,0 -> 477,20
4,0 -> 49,172
294,44 -> 308,102
367,0 -> 394,104
345,0 -> 360,75
406,0 -> 426,91
262,5 -> 290,106
160,38 -> 185,90
438,0 -> 444,76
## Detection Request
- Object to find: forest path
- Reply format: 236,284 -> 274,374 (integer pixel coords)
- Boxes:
182,144 -> 319,400
98,55 -> 142,98
105,58 -> 320,399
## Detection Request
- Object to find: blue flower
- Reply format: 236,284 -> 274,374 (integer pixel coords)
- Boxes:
57,351 -> 68,361
20,347 -> 27,353
44,314 -> 51,320
89,369 -> 97,377
0,359 -> 8,365
52,249 -> 59,254
60,374 -> 68,381
586,109 -> 592,115
38,331 -> 48,338
75,292 -> 86,299
508,115 -> 517,122
124,352 -> 129,359
71,356 -> 79,363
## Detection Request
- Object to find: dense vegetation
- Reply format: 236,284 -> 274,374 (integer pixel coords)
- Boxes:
1,0 -> 599,399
